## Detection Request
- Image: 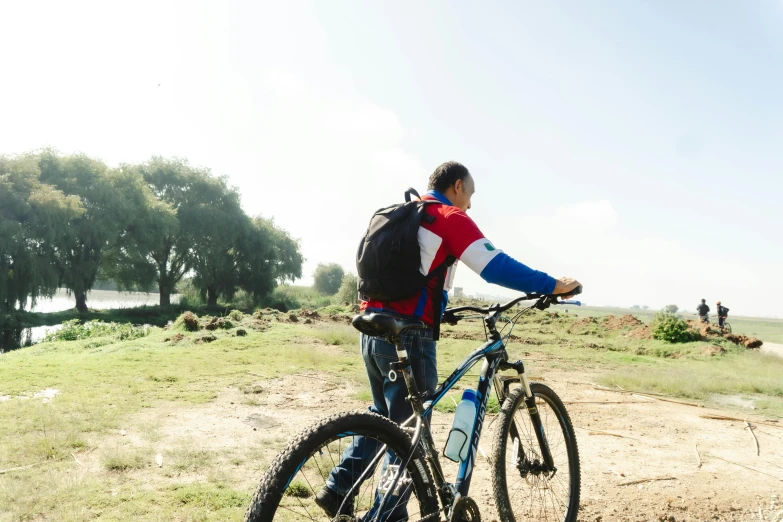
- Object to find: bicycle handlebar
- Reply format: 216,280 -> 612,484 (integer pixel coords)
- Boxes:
443,286 -> 583,322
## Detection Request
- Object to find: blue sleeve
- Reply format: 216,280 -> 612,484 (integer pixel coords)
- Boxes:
479,253 -> 557,294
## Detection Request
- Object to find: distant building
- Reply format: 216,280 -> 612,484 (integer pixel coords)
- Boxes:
453,287 -> 464,298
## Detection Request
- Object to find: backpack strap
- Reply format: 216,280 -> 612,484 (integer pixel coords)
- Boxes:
428,255 -> 457,340
404,187 -> 421,202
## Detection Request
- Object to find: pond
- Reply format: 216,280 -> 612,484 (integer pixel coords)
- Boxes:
1,289 -> 179,353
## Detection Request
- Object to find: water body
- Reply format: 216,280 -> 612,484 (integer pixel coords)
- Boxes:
1,289 -> 179,353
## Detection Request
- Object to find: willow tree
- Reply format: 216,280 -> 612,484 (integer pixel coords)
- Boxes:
37,150 -> 153,312
0,154 -> 83,312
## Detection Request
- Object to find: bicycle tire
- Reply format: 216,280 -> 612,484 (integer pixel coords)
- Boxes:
491,383 -> 581,522
245,411 -> 439,522
724,322 -> 732,333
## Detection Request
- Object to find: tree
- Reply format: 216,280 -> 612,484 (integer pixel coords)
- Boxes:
631,305 -> 641,310
313,263 -> 345,295
100,165 -> 177,299
663,304 -> 679,314
235,216 -> 303,302
642,305 -> 649,310
337,273 -> 359,305
37,150 -> 146,312
104,158 -> 203,306
0,154 -> 83,312
175,170 -> 252,307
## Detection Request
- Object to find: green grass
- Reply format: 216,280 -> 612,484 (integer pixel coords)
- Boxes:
2,303 -> 783,520
312,325 -> 358,346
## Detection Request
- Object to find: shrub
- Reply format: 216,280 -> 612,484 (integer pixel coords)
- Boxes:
651,311 -> 697,343
228,309 -> 244,322
43,319 -> 150,342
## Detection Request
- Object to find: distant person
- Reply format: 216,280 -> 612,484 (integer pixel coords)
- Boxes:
697,299 -> 710,323
716,301 -> 729,328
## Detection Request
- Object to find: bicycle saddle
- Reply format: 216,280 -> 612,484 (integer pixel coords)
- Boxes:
351,312 -> 428,338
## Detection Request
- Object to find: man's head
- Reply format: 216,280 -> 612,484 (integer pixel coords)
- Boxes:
717,300 -> 721,305
428,161 -> 475,211
701,299 -> 706,304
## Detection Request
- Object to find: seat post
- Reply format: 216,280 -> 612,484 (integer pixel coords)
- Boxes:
390,332 -> 427,417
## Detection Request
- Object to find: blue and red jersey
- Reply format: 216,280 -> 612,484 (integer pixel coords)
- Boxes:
361,190 -> 557,326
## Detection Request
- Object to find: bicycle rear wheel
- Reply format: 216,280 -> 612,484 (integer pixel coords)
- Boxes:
724,322 -> 732,333
245,411 -> 439,522
491,383 -> 580,522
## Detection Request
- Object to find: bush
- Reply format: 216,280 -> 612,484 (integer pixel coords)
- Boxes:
228,309 -> 244,322
336,273 -> 359,305
651,311 -> 697,343
313,263 -> 345,295
43,319 -> 150,343
176,278 -> 204,308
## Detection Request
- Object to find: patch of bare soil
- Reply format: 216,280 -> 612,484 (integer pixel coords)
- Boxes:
603,314 -> 644,331
102,366 -> 783,521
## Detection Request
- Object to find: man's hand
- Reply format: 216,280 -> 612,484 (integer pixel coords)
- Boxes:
553,277 -> 582,298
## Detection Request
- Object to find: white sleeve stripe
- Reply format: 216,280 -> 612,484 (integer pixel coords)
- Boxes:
418,227 -> 443,275
460,238 -> 503,274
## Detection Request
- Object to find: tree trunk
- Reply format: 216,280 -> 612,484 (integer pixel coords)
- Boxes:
207,287 -> 218,307
75,291 -> 88,313
158,277 -> 173,307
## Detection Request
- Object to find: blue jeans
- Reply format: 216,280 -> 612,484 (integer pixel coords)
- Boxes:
325,330 -> 438,519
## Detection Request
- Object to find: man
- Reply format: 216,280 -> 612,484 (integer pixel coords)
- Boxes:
317,161 -> 581,517
716,301 -> 729,328
697,299 -> 710,323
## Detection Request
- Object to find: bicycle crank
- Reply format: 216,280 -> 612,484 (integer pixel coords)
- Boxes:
449,496 -> 481,522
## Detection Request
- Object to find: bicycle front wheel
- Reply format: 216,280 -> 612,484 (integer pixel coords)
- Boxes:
245,411 -> 439,522
724,322 -> 732,333
491,383 -> 580,522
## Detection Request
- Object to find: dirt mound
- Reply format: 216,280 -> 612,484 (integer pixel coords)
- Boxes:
204,316 -> 234,330
721,333 -> 763,349
702,345 -> 727,356
574,317 -> 598,327
175,311 -> 201,332
628,326 -> 652,339
602,314 -> 643,330
163,333 -> 185,344
743,337 -> 763,349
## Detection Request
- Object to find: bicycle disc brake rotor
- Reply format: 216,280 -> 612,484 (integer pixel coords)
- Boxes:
451,496 -> 481,522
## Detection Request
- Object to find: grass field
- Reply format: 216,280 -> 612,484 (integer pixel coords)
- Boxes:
1,304 -> 782,520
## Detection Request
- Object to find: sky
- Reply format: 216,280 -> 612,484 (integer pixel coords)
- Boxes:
1,0 -> 781,316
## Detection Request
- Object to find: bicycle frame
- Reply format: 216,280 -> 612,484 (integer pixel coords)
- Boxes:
364,292 -> 575,520
392,332 -> 549,514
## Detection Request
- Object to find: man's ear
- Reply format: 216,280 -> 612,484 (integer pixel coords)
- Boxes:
454,178 -> 463,193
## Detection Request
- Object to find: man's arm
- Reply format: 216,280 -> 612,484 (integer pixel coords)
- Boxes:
438,209 -> 557,294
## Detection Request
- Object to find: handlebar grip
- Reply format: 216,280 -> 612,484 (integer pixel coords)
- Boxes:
561,300 -> 581,306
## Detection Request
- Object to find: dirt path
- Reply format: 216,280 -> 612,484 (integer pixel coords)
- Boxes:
761,342 -> 783,359
117,370 -> 783,521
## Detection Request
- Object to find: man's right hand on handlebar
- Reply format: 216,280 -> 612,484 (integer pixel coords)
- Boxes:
553,277 -> 582,298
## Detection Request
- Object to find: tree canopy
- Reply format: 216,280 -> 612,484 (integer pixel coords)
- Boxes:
0,150 -> 303,312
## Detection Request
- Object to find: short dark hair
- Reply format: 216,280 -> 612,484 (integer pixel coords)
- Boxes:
428,161 -> 470,193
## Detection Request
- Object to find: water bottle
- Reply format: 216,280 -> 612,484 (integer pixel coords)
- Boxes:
443,389 -> 477,462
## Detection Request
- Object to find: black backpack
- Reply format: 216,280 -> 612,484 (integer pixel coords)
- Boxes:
356,188 -> 455,337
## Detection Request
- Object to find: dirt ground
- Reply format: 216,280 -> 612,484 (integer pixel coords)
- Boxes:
95,359 -> 782,522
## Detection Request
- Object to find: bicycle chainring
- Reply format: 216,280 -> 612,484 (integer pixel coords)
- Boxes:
450,496 -> 481,522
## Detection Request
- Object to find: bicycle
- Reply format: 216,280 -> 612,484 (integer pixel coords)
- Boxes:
696,314 -> 732,334
245,291 -> 581,522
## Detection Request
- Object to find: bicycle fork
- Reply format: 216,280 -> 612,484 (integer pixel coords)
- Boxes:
498,360 -> 556,471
